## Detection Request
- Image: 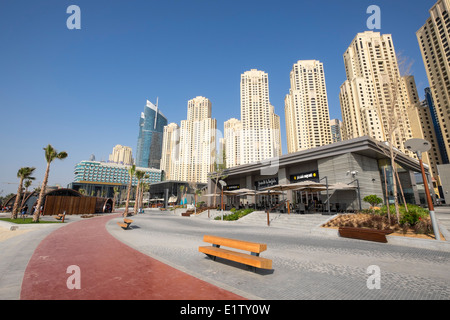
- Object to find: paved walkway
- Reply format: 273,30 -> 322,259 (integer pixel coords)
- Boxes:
19,214 -> 244,300
1,207 -> 450,300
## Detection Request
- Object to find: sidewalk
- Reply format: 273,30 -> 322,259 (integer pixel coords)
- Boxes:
19,213 -> 245,300
1,207 -> 450,300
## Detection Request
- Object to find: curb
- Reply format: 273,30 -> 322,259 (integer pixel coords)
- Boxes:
0,220 -> 61,231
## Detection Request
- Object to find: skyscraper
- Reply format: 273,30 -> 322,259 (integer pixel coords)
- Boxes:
404,75 -> 442,182
223,118 -> 242,168
108,144 -> 133,166
136,99 -> 168,169
339,31 -> 413,153
240,69 -> 281,165
176,96 -> 217,183
424,87 -> 449,163
330,119 -> 343,143
160,123 -> 180,180
417,0 -> 450,159
285,60 -> 332,153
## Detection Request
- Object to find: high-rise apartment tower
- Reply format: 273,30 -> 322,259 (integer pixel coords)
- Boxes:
240,69 -> 282,165
285,60 -> 332,153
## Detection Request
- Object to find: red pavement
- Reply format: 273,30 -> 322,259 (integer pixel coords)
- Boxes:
20,214 -> 245,300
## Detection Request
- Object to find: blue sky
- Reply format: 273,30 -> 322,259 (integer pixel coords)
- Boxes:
0,0 -> 437,195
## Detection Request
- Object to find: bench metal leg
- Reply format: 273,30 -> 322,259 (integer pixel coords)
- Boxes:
206,254 -> 216,261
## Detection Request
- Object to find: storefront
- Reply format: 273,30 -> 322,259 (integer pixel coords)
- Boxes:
207,136 -> 433,213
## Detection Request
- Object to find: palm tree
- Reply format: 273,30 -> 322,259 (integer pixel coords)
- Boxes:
12,167 -> 36,219
32,145 -> 68,222
112,186 -> 119,212
134,170 -> 145,215
123,164 -> 136,217
140,177 -> 149,211
19,179 -> 33,212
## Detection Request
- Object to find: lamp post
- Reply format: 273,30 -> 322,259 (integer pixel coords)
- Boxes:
320,176 -> 331,215
405,138 -> 441,241
347,171 -> 361,211
219,180 -> 227,220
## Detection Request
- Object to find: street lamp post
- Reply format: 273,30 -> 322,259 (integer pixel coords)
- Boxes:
405,138 -> 441,241
219,180 -> 227,220
320,176 -> 331,215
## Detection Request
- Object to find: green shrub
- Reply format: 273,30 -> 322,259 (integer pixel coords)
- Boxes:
399,205 -> 429,226
363,195 -> 383,207
365,204 -> 429,227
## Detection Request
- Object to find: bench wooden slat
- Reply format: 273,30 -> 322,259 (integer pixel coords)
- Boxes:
199,246 -> 272,270
203,235 -> 267,253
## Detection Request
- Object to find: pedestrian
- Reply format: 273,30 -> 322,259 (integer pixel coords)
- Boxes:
21,204 -> 28,218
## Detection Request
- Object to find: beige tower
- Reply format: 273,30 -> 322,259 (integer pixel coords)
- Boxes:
240,69 -> 281,165
285,60 -> 332,153
160,123 -> 180,180
177,96 -> 217,183
108,145 -> 133,165
404,75 -> 443,183
417,0 -> 450,159
339,31 -> 413,153
224,118 -> 242,168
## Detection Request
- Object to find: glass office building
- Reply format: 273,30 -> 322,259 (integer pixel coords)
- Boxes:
69,160 -> 162,198
136,100 -> 168,169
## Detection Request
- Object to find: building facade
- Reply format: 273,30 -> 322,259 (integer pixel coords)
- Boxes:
404,75 -> 443,185
160,123 -> 180,181
285,60 -> 332,153
240,69 -> 282,165
207,136 -> 434,211
108,144 -> 133,166
339,31 -> 413,155
330,119 -> 343,143
224,118 -> 242,168
417,0 -> 450,162
136,99 -> 168,169
174,96 -> 217,183
70,160 -> 162,198
424,87 -> 449,163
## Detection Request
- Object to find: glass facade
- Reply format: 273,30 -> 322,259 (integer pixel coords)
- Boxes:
424,87 -> 449,164
136,100 -> 168,169
74,161 -> 162,186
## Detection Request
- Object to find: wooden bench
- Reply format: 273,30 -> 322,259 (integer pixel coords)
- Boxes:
54,212 -> 66,221
338,227 -> 394,243
199,235 -> 272,271
117,219 -> 133,230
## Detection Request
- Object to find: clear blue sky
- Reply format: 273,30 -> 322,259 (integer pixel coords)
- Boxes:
0,0 -> 437,195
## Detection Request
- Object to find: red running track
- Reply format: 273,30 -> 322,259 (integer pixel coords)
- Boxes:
20,214 -> 245,300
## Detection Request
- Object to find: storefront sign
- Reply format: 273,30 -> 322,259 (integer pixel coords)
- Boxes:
226,185 -> 240,191
290,170 -> 319,182
255,177 -> 278,190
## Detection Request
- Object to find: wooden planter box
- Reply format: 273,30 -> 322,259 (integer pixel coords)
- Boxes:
338,227 -> 394,243
181,210 -> 194,217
